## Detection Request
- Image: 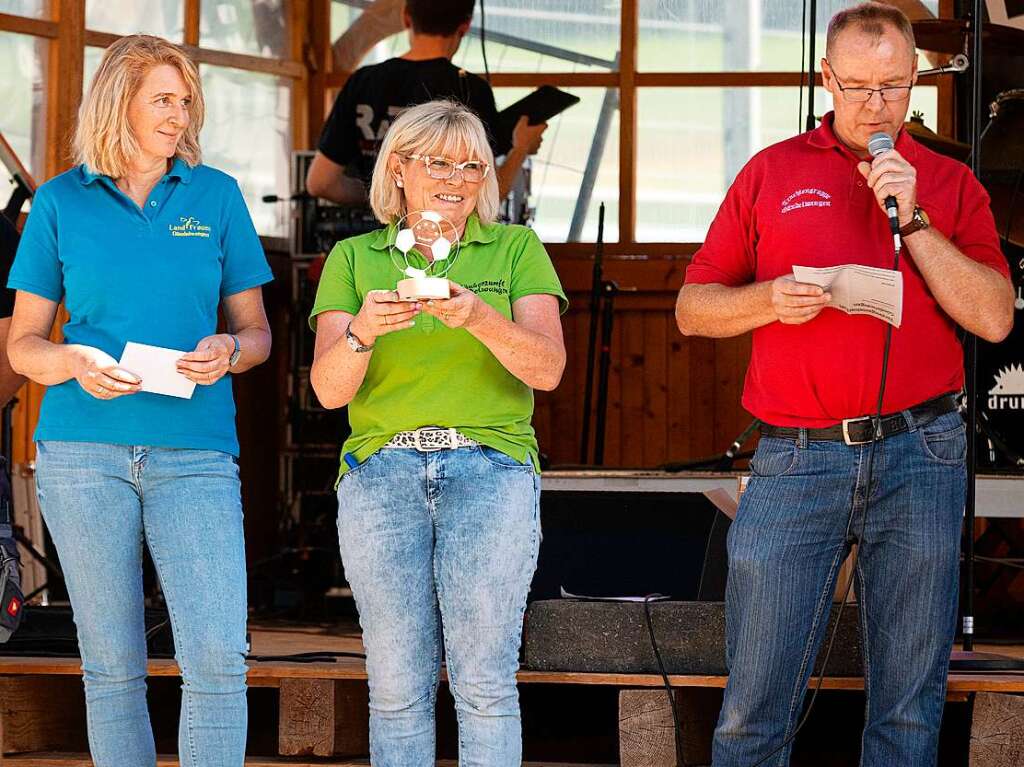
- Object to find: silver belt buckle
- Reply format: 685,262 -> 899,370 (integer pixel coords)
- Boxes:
841,416 -> 874,446
413,427 -> 446,452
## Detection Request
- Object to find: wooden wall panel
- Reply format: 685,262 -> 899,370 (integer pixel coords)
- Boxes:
535,256 -> 754,469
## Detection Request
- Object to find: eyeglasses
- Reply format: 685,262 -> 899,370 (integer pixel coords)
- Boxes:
827,64 -> 913,103
405,154 -> 491,183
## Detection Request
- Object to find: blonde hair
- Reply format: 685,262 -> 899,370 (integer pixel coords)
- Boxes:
368,99 -> 500,225
74,34 -> 204,177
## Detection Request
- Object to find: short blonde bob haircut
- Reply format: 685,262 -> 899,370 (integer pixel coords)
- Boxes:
369,100 -> 500,225
74,34 -> 204,178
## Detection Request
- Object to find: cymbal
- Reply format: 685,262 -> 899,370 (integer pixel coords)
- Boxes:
904,113 -> 970,161
912,19 -> 1024,56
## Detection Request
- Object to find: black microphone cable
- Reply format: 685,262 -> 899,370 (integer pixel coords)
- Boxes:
750,237 -> 902,767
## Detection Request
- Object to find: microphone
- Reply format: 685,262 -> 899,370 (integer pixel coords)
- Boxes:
867,131 -> 901,252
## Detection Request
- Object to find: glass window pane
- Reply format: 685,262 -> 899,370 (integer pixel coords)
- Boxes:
85,0 -> 183,41
0,0 -> 48,17
0,32 -> 47,207
328,0 -> 620,73
83,45 -> 103,96
201,0 -> 288,58
457,0 -> 621,73
199,65 -> 291,237
639,0 -> 940,71
330,1 -> 362,46
495,87 -> 618,243
635,85 -> 937,242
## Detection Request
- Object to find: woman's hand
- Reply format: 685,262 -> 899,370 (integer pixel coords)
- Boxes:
421,282 -> 486,329
70,345 -> 141,400
349,290 -> 420,345
177,334 -> 234,385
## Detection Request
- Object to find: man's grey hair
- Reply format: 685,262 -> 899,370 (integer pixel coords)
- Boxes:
826,2 -> 916,59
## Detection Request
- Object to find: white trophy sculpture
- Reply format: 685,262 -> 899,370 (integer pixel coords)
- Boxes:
389,210 -> 461,301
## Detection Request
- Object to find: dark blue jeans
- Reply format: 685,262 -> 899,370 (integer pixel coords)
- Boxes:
713,410 -> 966,767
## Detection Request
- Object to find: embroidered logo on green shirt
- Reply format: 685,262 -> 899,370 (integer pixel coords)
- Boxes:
168,216 -> 212,238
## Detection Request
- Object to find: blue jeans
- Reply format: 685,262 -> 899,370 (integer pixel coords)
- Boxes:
713,410 -> 966,767
337,446 -> 541,767
35,441 -> 249,767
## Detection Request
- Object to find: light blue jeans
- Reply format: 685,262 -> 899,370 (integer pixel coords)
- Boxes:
713,410 -> 966,766
35,441 -> 249,767
337,445 -> 541,767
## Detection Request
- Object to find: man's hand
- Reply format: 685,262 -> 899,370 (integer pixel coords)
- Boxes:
512,116 -> 547,156
770,275 -> 831,325
858,149 -> 918,227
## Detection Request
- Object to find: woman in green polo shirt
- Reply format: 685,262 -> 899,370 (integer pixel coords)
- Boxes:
310,99 -> 566,765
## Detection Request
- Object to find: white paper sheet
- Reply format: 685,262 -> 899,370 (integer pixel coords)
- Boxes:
792,263 -> 903,328
118,342 -> 196,399
559,587 -> 671,603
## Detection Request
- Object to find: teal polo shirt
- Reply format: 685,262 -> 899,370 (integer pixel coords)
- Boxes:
9,160 -> 273,455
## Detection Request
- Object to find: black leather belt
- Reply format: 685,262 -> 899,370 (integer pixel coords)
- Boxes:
760,393 -> 959,446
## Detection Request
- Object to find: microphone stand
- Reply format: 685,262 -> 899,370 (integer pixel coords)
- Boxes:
592,277 -> 619,466
948,0 -> 1024,673
805,0 -> 817,132
579,204 -> 605,463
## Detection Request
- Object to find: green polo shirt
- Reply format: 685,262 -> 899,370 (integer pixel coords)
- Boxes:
310,214 -> 567,480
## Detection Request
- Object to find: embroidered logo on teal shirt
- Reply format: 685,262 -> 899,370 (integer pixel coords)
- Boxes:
169,216 -> 212,238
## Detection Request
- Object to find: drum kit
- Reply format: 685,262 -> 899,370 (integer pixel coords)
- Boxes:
908,18 -> 1024,470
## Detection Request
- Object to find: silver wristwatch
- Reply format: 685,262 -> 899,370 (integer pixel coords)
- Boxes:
345,324 -> 374,353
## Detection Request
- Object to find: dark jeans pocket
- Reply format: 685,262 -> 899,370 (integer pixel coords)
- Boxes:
749,437 -> 799,477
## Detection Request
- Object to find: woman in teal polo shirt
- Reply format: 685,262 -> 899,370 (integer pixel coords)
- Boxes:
7,36 -> 272,767
310,100 -> 567,765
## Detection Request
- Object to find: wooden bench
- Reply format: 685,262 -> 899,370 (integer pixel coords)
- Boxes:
2,629 -> 1024,766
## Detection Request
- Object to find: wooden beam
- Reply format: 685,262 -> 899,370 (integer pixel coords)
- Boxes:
83,30 -> 304,78
0,13 -> 58,37
970,692 -> 1024,766
290,0 -> 310,150
46,0 -> 85,176
619,0 -> 638,243
278,678 -> 369,757
183,0 -> 200,47
307,0 -> 331,149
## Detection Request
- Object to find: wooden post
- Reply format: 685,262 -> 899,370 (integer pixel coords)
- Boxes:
619,687 -> 721,767
277,678 -> 369,757
619,689 -> 678,767
618,0 -> 638,243
970,692 -> 1024,766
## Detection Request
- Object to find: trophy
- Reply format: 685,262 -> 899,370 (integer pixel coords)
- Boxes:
389,210 -> 461,301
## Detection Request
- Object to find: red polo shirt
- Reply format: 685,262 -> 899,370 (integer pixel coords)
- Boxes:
685,112 -> 1008,427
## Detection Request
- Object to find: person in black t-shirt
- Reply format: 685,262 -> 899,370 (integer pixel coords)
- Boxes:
0,214 -> 23,405
0,212 -> 25,644
306,0 -> 547,204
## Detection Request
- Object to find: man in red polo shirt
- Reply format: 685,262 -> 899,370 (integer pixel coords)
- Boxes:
676,3 -> 1013,765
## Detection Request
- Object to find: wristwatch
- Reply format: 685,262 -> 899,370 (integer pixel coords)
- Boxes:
899,206 -> 930,238
228,334 -> 241,367
345,324 -> 374,353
